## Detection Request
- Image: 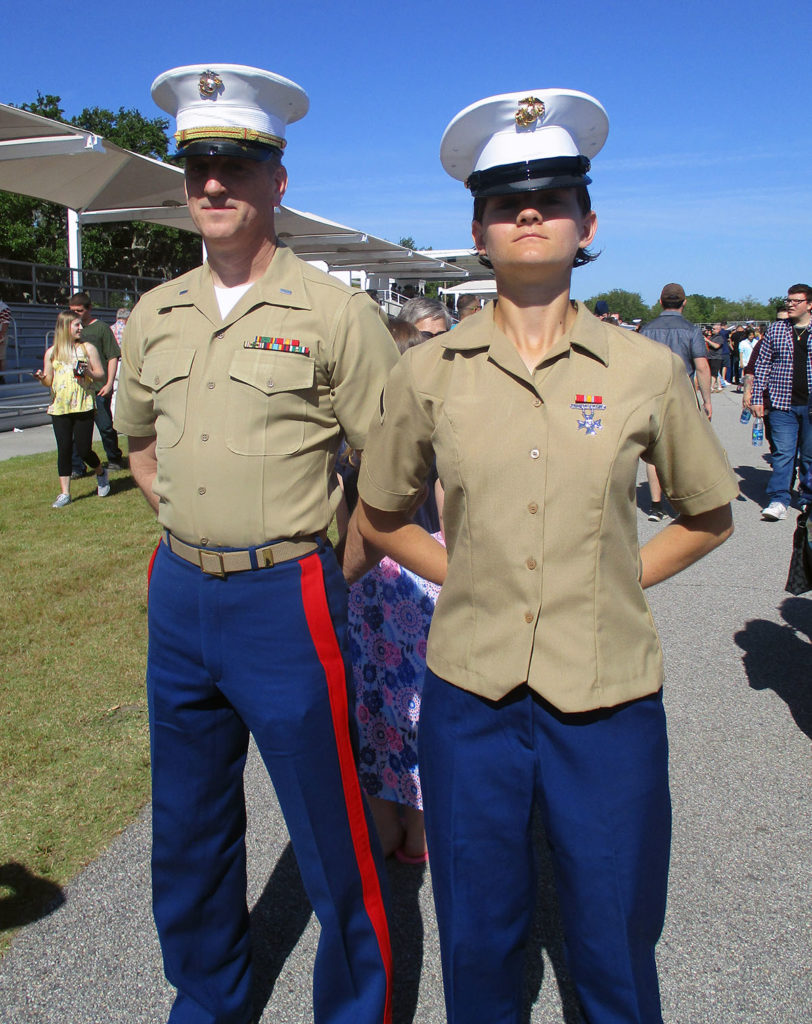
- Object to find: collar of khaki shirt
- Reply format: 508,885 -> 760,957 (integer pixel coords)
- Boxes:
441,300 -> 611,380
157,243 -> 313,326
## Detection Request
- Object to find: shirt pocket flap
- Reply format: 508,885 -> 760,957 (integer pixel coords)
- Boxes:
140,349 -> 195,392
228,350 -> 315,396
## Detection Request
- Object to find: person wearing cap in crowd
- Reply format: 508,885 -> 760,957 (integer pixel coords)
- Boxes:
639,282 -> 712,521
114,64 -> 396,1024
353,88 -> 737,1024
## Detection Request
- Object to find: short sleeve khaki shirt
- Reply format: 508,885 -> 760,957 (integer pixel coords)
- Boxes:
115,245 -> 398,547
358,301 -> 738,712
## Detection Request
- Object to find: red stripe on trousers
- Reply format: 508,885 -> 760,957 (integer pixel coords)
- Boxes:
299,553 -> 393,1024
147,541 -> 160,590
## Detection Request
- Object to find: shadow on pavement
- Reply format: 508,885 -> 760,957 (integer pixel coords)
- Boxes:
250,842 -> 313,1018
523,814 -> 583,1024
248,825 -> 583,1024
0,862 -> 65,930
733,462 -> 771,506
734,596 -> 812,739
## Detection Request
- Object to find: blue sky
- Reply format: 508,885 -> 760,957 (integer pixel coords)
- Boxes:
5,0 -> 811,304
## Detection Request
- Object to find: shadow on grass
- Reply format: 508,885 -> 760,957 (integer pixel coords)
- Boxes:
69,473 -> 141,503
0,862 -> 65,931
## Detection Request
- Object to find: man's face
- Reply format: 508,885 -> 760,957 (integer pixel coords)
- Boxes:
69,304 -> 92,325
184,155 -> 287,247
785,293 -> 810,323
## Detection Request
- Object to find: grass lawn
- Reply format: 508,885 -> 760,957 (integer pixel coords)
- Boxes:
0,444 -> 161,947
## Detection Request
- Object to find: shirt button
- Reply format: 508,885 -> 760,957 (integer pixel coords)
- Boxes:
530,448 -> 540,459
266,378 -> 274,388
201,433 -> 209,442
153,375 -> 160,385
528,502 -> 538,514
207,381 -> 216,389
524,612 -> 534,624
198,486 -> 206,495
216,332 -> 225,340
533,398 -> 542,407
526,558 -> 537,570
200,537 -> 208,545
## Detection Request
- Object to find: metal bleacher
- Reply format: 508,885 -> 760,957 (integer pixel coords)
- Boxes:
0,303 -> 118,430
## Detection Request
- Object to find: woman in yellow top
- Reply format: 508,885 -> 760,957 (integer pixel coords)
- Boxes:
354,91 -> 738,1024
35,311 -> 110,508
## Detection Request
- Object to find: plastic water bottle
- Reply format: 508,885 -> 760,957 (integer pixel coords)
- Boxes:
740,409 -> 752,425
752,418 -> 764,446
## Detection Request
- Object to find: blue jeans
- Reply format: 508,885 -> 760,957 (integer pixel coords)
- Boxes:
766,405 -> 812,506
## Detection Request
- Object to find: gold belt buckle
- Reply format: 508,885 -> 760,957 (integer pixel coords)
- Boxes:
199,549 -> 227,577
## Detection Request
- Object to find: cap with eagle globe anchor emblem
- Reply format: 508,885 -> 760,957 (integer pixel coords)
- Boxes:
151,63 -> 309,161
440,88 -> 608,197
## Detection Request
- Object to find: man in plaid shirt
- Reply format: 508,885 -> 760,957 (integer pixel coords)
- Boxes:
751,283 -> 812,520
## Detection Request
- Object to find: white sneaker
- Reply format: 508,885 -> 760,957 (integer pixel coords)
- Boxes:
97,470 -> 110,497
51,493 -> 71,509
761,501 -> 787,521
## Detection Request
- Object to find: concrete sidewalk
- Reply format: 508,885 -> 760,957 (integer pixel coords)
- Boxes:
0,388 -> 810,1024
0,423 -> 56,461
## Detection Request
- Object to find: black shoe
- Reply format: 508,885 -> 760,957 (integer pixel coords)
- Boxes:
106,460 -> 125,471
70,470 -> 88,480
648,504 -> 665,522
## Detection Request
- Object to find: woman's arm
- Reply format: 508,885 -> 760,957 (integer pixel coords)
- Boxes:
34,347 -> 54,387
640,504 -> 733,589
356,500 -> 448,586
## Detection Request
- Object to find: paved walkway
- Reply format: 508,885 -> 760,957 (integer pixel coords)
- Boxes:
0,389 -> 810,1023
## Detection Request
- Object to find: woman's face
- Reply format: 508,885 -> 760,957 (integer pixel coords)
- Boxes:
472,189 -> 597,276
69,318 -> 82,339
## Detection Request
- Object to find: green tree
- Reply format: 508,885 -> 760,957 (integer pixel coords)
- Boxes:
585,289 -> 648,323
0,93 -> 199,299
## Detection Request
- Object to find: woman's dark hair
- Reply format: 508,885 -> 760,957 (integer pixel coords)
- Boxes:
473,185 -> 599,269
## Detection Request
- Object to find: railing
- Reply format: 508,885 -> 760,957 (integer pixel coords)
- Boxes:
0,257 -> 166,308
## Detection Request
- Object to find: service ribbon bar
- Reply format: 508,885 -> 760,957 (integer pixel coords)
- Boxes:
245,336 -> 310,356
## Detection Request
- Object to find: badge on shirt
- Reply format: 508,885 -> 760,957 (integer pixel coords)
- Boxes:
244,336 -> 310,356
570,394 -> 605,436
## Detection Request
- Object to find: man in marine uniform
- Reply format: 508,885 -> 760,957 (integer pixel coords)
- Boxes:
114,64 -> 396,1024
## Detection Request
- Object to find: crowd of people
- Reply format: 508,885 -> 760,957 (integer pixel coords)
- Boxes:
12,61 -> 809,1024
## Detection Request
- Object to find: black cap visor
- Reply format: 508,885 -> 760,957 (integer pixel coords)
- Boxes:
467,155 -> 591,197
176,139 -> 282,162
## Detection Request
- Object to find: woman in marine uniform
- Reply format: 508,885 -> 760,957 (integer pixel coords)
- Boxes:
354,89 -> 738,1024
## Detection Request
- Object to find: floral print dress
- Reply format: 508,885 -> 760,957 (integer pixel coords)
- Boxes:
348,537 -> 443,810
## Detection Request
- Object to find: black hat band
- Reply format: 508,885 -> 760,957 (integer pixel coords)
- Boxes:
466,155 -> 591,197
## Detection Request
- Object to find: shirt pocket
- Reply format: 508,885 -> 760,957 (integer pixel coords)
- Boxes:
140,348 -> 195,449
225,349 -> 315,456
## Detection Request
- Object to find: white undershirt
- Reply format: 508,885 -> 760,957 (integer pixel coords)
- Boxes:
214,282 -> 254,319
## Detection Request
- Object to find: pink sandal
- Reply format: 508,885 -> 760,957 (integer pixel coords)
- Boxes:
395,847 -> 429,865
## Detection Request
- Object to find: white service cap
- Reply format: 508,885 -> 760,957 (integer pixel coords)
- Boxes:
440,89 -> 608,196
151,64 -> 309,161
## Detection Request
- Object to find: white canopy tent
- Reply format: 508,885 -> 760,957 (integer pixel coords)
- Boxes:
0,101 -> 467,286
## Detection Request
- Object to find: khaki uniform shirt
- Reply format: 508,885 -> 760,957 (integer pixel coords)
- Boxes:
358,301 -> 738,713
115,245 -> 398,547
